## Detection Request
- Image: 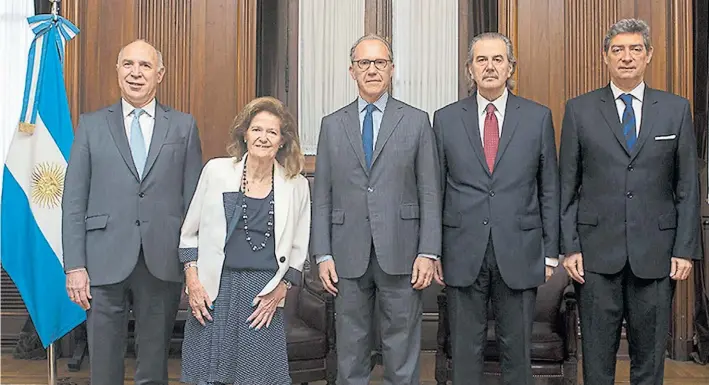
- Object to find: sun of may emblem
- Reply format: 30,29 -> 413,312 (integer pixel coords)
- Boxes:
31,162 -> 65,208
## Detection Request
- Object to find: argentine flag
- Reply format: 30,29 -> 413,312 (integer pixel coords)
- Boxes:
0,14 -> 85,347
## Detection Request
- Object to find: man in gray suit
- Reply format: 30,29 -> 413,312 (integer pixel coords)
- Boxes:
432,33 -> 559,385
311,34 -> 442,385
560,19 -> 699,385
62,40 -> 202,385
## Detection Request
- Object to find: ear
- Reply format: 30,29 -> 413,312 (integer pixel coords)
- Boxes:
349,65 -> 356,80
156,67 -> 165,84
602,51 -> 609,66
646,46 -> 654,64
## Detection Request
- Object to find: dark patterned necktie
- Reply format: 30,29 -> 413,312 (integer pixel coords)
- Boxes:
619,93 -> 637,150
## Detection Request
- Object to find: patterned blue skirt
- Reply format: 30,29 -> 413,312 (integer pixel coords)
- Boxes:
180,269 -> 291,385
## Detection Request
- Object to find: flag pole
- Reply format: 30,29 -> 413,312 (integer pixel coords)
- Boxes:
46,0 -> 60,368
48,343 -> 58,385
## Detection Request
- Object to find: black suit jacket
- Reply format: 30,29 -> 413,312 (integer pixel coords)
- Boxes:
433,93 -> 559,289
559,85 -> 701,279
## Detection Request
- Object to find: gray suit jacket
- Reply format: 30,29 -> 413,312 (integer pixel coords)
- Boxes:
433,93 -> 559,289
311,97 -> 442,279
559,86 -> 701,279
62,101 -> 203,285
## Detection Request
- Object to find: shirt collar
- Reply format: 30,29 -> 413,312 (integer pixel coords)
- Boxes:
358,92 -> 389,114
122,98 -> 157,119
610,81 -> 645,103
476,88 -> 509,117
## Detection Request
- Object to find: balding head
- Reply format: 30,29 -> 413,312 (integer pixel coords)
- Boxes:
116,40 -> 165,108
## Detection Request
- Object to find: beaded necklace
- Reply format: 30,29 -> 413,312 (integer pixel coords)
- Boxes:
240,158 -> 275,252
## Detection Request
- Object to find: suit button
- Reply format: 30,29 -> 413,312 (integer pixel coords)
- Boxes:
279,256 -> 286,263
366,216 -> 369,221
135,220 -> 140,226
483,218 -> 489,225
626,191 -> 634,199
367,187 -> 373,193
139,192 -> 145,198
489,190 -> 495,197
627,164 -> 634,171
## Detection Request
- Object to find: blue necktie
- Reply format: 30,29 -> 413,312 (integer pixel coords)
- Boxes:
130,108 -> 147,178
619,94 -> 637,150
362,104 -> 375,168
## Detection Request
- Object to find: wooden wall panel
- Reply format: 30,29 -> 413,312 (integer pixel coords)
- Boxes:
499,0 -> 695,360
364,0 -> 393,41
62,0 -> 257,162
136,0 -> 192,114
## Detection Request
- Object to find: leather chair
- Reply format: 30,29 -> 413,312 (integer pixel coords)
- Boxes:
283,258 -> 337,384
435,267 -> 579,385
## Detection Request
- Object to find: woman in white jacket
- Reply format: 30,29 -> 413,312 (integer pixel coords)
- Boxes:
178,97 -> 311,385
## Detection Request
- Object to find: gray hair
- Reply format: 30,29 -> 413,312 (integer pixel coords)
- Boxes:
116,39 -> 164,70
603,19 -> 652,52
466,32 -> 516,90
349,34 -> 393,62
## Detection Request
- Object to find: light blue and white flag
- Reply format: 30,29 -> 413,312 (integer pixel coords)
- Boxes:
1,14 -> 85,348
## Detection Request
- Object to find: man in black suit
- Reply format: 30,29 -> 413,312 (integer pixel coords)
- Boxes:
433,32 -> 559,385
559,18 -> 700,385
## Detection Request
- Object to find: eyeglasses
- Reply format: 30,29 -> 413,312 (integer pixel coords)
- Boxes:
352,59 -> 392,71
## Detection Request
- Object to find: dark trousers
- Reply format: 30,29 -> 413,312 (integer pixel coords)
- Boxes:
87,253 -> 182,385
335,250 -> 423,385
447,238 -> 537,385
577,264 -> 673,385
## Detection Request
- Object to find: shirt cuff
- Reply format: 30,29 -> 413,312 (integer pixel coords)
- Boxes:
418,254 -> 439,260
315,255 -> 332,264
179,248 -> 198,263
545,257 -> 559,267
65,267 -> 86,274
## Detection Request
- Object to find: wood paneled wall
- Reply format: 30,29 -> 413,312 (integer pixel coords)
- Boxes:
62,0 -> 258,162
498,0 -> 695,360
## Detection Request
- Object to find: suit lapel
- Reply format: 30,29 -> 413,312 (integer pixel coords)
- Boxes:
225,158 -> 245,243
629,87 -> 659,162
371,98 -> 404,167
142,102 -> 170,179
494,94 -> 521,168
106,101 -> 140,181
272,163 -> 288,247
598,86 -> 631,155
341,101 -> 369,173
460,95 -> 490,176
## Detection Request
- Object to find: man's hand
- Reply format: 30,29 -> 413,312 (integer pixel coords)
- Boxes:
411,256 -> 435,290
66,269 -> 92,310
562,252 -> 585,284
545,266 -> 554,282
670,257 -> 693,281
434,259 -> 445,286
318,259 -> 339,295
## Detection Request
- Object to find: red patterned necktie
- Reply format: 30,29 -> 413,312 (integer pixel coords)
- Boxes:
483,103 -> 499,172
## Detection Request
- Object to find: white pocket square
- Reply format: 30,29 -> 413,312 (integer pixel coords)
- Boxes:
654,135 -> 676,141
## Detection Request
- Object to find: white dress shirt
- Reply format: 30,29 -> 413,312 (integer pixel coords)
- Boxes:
476,88 -> 508,144
610,81 -> 644,135
122,98 -> 156,150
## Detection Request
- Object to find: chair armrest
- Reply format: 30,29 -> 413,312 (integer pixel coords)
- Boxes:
559,283 -> 579,358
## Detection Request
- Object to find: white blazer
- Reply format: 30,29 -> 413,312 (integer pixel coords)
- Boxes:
179,155 -> 311,306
